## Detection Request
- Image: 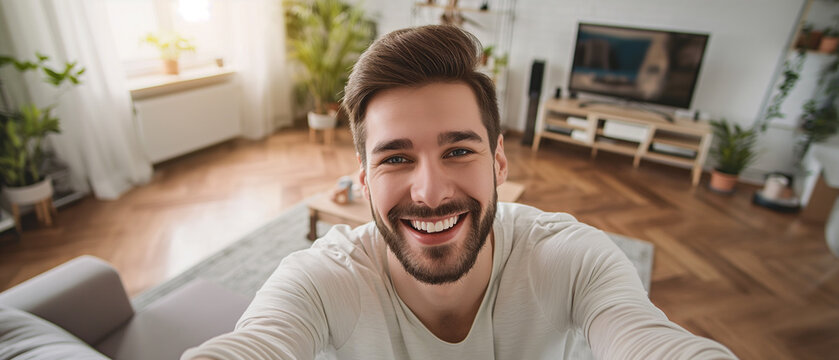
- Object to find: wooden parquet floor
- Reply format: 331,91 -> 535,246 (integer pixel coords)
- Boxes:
1,127 -> 837,359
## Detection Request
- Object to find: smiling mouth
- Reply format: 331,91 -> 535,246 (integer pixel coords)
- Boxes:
402,213 -> 468,234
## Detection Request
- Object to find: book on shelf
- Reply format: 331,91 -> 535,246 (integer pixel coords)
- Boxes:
571,129 -> 590,143
567,116 -> 589,128
650,143 -> 697,158
603,120 -> 649,142
545,124 -> 572,135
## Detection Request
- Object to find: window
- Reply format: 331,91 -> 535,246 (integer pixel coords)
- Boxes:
105,0 -> 232,77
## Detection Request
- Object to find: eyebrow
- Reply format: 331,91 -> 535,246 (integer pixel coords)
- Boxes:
371,130 -> 483,155
372,138 -> 413,154
438,130 -> 482,145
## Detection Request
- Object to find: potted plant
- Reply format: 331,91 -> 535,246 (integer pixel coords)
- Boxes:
0,53 -> 83,227
491,53 -> 508,81
284,0 -> 375,130
141,32 -> 196,75
820,28 -> 839,54
797,24 -> 823,50
708,119 -> 758,193
480,45 -> 494,66
798,100 -> 839,157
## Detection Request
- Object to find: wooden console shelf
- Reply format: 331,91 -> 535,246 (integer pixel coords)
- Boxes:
532,98 -> 713,186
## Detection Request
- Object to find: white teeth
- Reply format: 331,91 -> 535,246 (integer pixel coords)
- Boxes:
408,215 -> 460,233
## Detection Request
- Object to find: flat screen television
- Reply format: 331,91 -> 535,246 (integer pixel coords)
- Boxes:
568,22 -> 709,109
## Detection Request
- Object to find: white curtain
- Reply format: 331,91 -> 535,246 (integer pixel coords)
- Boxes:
228,0 -> 293,139
1,0 -> 152,200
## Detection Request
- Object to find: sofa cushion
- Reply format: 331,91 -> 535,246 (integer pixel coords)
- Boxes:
95,279 -> 249,360
0,305 -> 108,360
0,256 -> 134,345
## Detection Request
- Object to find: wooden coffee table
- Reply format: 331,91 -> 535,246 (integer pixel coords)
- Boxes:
307,181 -> 525,240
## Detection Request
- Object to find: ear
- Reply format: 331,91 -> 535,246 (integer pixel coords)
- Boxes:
494,135 -> 508,186
357,153 -> 370,199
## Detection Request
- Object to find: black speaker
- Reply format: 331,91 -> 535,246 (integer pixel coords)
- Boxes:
528,61 -> 545,95
521,60 -> 546,146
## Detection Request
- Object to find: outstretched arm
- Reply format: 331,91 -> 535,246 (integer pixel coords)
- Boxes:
181,250 -> 343,360
531,222 -> 737,359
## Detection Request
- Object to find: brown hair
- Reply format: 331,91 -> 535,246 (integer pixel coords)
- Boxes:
342,25 -> 500,165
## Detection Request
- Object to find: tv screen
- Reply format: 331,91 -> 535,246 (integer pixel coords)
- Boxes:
568,23 -> 709,109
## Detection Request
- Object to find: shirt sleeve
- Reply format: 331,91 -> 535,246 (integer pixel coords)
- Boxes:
181,244 -> 360,360
528,219 -> 738,360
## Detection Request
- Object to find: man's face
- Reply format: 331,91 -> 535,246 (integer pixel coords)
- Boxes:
359,82 -> 507,285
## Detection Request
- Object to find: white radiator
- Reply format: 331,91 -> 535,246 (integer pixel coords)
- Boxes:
134,81 -> 241,163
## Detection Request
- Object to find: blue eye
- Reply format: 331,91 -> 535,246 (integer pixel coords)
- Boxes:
383,156 -> 410,164
446,148 -> 473,158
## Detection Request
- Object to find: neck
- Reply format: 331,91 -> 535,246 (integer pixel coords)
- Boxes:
388,232 -> 494,342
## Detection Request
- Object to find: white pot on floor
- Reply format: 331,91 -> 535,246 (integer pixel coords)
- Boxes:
2,177 -> 53,205
308,111 -> 337,129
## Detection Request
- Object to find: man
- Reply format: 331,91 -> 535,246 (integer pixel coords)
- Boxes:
184,25 -> 736,359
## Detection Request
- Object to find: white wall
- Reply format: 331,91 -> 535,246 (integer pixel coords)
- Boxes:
359,0 -> 801,126
747,0 -> 839,181
356,0 -> 827,180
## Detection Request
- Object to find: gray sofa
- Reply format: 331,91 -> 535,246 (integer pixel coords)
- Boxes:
0,256 -> 250,360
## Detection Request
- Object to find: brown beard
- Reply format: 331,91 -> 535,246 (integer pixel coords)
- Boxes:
371,191 -> 497,285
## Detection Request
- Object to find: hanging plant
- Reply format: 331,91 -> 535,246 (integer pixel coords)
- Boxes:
795,41 -> 839,160
756,50 -> 806,132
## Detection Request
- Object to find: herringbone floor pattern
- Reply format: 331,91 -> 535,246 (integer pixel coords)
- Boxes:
1,127 -> 836,359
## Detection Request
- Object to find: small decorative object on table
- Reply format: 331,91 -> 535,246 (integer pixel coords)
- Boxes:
330,176 -> 358,204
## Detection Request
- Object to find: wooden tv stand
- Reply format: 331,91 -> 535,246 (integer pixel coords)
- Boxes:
531,98 -> 713,186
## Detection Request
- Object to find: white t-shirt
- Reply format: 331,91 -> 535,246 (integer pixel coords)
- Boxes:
182,203 -> 736,360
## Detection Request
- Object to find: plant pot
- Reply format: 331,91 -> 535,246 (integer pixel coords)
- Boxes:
820,36 -> 839,53
2,177 -> 53,206
163,59 -> 179,75
709,170 -> 738,194
804,31 -> 824,50
308,111 -> 337,129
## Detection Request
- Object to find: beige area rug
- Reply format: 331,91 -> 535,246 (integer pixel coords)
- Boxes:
133,201 -> 654,309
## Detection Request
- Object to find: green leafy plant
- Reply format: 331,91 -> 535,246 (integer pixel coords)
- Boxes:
0,53 -> 85,89
0,53 -> 84,187
492,53 -> 508,77
482,45 -> 495,57
140,32 -> 196,61
794,38 -> 839,161
756,51 -> 805,132
480,45 -> 494,66
284,0 -> 376,114
0,105 -> 60,186
798,100 -> 839,158
710,119 -> 758,176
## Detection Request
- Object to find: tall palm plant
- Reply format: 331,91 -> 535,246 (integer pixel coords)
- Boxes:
285,0 -> 376,115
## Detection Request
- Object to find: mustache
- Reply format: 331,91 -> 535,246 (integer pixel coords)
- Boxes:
387,198 -> 477,223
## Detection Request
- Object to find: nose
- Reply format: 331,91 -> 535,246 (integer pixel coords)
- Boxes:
410,158 -> 454,209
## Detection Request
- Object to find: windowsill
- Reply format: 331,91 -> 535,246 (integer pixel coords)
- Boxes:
127,66 -> 236,100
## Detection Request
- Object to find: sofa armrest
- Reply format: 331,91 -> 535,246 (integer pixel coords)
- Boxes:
0,255 -> 135,345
